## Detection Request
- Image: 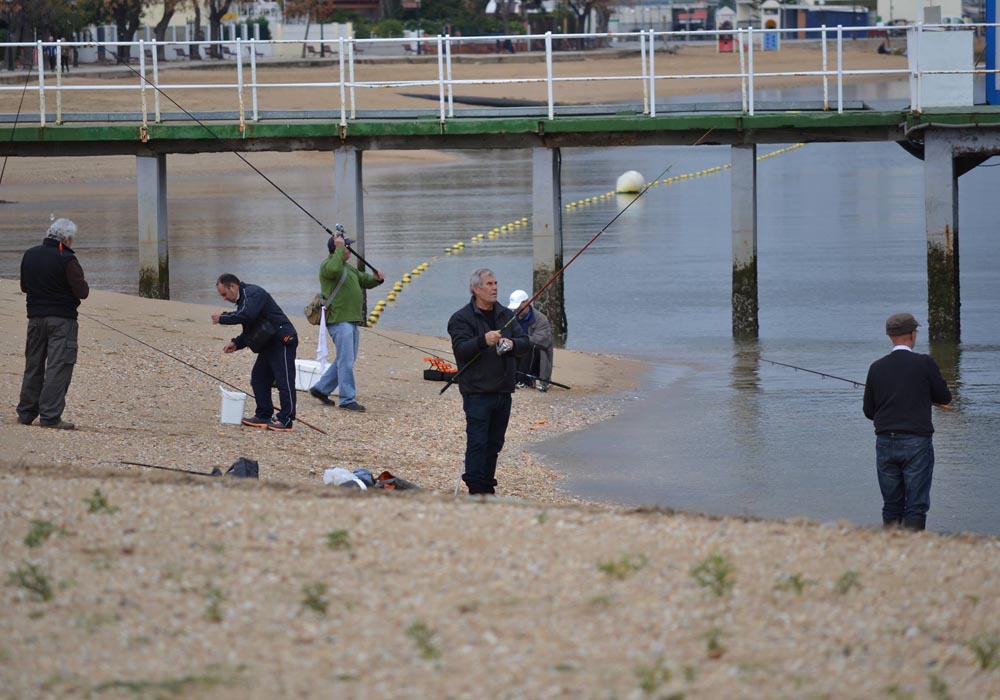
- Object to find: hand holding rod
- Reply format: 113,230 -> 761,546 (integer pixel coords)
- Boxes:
329,223 -> 382,280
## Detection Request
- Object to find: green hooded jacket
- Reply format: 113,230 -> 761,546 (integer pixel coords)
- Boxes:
320,244 -> 382,324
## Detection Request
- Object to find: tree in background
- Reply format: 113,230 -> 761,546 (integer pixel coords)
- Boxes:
206,0 -> 232,57
152,0 -> 185,58
89,0 -> 146,61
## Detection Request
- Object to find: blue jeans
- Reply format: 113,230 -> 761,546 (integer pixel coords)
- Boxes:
462,393 -> 512,495
875,432 -> 934,529
313,322 -> 359,406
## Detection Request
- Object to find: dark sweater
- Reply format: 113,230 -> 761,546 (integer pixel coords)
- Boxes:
863,348 -> 952,435
217,282 -> 295,351
20,238 -> 90,319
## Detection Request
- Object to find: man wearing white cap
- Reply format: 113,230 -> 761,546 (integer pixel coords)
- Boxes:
507,289 -> 554,392
16,218 -> 90,430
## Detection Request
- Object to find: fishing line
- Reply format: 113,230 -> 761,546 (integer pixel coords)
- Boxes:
80,310 -> 328,434
440,127 -> 716,395
82,41 -> 380,274
0,56 -> 35,188
360,324 -> 453,360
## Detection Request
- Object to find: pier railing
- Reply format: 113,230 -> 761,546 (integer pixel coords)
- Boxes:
0,24 -> 994,128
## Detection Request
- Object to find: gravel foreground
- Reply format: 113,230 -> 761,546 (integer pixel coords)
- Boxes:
2,285 -> 1000,700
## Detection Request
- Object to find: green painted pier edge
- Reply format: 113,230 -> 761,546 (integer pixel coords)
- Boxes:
4,105 -> 1000,341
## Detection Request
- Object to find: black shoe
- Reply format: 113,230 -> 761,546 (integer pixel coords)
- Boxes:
309,387 -> 335,405
339,402 -> 366,412
266,418 -> 293,432
40,419 -> 75,430
17,414 -> 36,426
241,416 -> 270,428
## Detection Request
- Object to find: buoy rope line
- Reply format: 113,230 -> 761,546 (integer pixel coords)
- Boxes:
366,143 -> 806,328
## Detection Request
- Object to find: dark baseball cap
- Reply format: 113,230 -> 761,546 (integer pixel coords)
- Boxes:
328,234 -> 355,253
885,312 -> 920,336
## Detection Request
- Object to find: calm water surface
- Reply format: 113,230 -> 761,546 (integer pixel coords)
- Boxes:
2,127 -> 998,534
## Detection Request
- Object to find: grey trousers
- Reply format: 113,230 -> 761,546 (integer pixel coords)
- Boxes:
17,316 -> 79,424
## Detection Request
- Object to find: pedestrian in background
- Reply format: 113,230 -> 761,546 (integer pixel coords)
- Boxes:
212,274 -> 298,431
507,289 -> 554,392
863,312 -> 952,530
448,268 -> 528,495
17,217 -> 89,430
308,233 -> 384,413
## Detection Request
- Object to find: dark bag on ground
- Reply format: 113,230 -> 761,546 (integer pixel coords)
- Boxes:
226,457 -> 259,479
245,317 -> 277,352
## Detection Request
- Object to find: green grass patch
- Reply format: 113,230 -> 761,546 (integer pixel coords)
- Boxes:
597,553 -> 648,580
301,582 -> 329,615
834,570 -> 863,595
690,551 -> 734,597
24,519 -> 68,548
967,631 -> 1000,670
7,561 -> 54,601
324,529 -> 352,551
84,489 -> 119,514
406,619 -> 442,660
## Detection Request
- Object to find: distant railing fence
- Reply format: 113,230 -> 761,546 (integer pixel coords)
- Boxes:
0,24 -> 995,129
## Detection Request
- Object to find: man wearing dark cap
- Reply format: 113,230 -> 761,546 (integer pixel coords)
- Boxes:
863,313 -> 952,530
308,233 -> 384,412
17,217 -> 89,430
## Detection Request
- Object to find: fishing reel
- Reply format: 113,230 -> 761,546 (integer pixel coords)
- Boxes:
496,338 -> 513,355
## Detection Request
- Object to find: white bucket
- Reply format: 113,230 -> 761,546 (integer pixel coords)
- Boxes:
219,386 -> 248,424
295,360 -> 325,391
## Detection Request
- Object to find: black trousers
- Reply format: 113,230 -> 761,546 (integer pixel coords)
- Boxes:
462,392 -> 512,494
18,316 -> 78,424
250,335 -> 298,423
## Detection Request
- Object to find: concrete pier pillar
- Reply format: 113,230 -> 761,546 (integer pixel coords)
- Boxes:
136,154 -> 169,299
333,147 -> 365,252
531,147 -> 566,344
731,144 -> 758,338
923,131 -> 960,342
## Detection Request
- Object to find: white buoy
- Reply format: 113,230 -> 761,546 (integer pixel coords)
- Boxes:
616,170 -> 645,193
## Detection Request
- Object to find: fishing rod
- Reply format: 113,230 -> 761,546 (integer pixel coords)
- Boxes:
121,460 -> 219,477
761,357 -> 955,410
760,358 -> 863,388
440,127 -> 715,395
361,324 -> 453,360
80,310 -> 328,434
75,41 -> 382,275
0,55 -> 35,188
517,371 -> 570,391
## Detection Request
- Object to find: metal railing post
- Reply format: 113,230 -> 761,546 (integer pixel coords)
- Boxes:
747,27 -> 755,116
139,40 -> 148,129
236,37 -> 245,130
914,22 -> 923,113
821,25 -> 829,111
348,39 -> 356,120
338,37 -> 347,127
640,30 -> 648,115
836,25 -> 843,113
436,35 -> 445,124
648,29 -> 656,117
445,34 -> 454,118
152,40 -> 161,123
250,38 -> 259,122
738,29 -> 748,113
55,39 -> 62,124
37,41 -> 46,127
545,31 -> 554,119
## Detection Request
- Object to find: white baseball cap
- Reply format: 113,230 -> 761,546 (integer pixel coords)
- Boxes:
507,289 -> 530,310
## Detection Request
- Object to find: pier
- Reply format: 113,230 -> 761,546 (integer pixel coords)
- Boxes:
2,28 -> 999,341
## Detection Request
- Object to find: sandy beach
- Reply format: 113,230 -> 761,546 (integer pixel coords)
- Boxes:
4,48 -> 1000,699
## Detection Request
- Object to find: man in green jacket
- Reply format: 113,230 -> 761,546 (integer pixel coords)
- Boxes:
308,233 -> 384,412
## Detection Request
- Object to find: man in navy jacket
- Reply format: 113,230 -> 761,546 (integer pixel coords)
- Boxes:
447,268 -> 528,495
212,274 -> 298,431
863,312 -> 952,530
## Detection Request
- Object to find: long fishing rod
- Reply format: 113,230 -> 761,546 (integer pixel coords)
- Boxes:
761,357 -> 955,410
517,371 -> 570,391
80,310 -> 328,434
0,55 -> 35,188
79,41 -> 381,275
121,460 -> 218,477
440,128 -> 715,395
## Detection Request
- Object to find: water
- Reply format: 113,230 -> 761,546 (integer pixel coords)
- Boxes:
2,116 -> 998,534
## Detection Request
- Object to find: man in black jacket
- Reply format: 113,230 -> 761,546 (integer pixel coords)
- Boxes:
863,312 -> 952,530
212,274 -> 298,431
17,218 -> 90,430
447,268 -> 528,495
